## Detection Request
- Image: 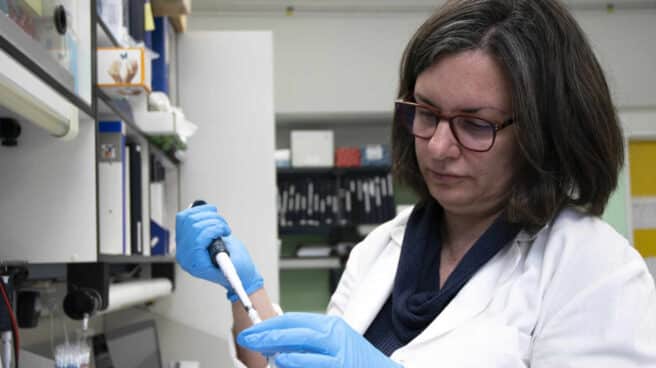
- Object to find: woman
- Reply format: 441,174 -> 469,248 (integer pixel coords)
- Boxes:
176,0 -> 656,367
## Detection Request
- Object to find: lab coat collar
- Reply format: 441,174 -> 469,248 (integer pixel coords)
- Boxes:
341,218 -> 408,333
342,240 -> 401,333
389,205 -> 413,247
390,222 -> 406,247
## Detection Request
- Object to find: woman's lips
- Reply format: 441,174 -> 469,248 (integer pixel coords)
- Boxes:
427,169 -> 465,183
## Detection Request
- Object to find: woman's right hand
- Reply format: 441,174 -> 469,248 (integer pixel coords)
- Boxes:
175,204 -> 264,302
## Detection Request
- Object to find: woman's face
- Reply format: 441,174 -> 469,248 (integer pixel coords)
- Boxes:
414,50 -> 518,218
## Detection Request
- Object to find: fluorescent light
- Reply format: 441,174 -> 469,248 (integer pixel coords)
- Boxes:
0,50 -> 78,140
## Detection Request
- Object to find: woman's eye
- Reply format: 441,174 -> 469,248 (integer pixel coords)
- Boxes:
462,118 -> 491,129
456,118 -> 494,138
417,108 -> 435,120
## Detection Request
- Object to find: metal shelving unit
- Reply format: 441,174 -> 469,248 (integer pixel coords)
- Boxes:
279,257 -> 342,270
96,88 -> 181,168
93,9 -> 179,266
277,166 -> 391,176
96,15 -> 121,48
99,254 -> 176,264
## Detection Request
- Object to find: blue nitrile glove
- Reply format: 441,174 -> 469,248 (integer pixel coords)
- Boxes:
237,313 -> 403,368
175,204 -> 264,302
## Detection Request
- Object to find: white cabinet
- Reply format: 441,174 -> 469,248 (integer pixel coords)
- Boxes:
0,107 -> 97,263
0,1 -> 96,263
0,6 -> 180,265
152,33 -> 277,356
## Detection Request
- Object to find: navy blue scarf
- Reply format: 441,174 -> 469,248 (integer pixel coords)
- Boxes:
392,200 -> 520,342
365,200 -> 520,354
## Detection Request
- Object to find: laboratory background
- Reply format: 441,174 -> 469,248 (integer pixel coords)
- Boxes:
0,0 -> 655,367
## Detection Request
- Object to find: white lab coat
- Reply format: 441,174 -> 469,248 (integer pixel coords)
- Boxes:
327,207 -> 656,367
229,207 -> 656,367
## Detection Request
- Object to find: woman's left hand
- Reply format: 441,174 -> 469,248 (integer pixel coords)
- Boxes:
237,313 -> 403,368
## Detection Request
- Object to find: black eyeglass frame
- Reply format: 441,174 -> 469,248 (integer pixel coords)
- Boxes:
395,99 -> 515,152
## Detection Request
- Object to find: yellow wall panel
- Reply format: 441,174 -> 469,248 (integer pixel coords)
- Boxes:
629,141 -> 656,196
634,229 -> 656,257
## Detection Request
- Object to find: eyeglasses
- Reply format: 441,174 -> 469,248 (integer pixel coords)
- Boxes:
394,99 -> 514,152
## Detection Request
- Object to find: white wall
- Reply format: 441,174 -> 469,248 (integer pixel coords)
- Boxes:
190,12 -> 419,114
189,8 -> 656,115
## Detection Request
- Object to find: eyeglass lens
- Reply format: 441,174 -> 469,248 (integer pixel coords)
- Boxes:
395,102 -> 496,152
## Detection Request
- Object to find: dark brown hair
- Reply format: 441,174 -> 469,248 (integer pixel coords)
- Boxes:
392,0 -> 624,228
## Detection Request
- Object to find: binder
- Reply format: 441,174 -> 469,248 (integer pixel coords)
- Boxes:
149,157 -> 166,225
150,219 -> 170,255
127,142 -> 143,255
151,16 -> 170,94
98,121 -> 131,255
129,0 -> 146,42
125,146 -> 132,255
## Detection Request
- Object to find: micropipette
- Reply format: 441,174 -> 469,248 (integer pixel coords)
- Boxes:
190,201 -> 275,367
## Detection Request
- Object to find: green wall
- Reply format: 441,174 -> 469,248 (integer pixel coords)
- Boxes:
279,234 -> 333,311
602,166 -> 630,239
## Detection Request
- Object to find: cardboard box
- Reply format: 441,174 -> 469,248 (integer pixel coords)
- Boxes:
169,14 -> 188,33
151,0 -> 191,16
98,47 -> 151,97
361,144 -> 391,166
335,147 -> 361,167
291,130 -> 334,167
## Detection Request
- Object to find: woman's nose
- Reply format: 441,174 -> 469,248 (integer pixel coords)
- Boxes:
427,120 -> 461,159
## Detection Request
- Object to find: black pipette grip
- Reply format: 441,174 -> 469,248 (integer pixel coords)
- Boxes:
207,239 -> 229,268
191,199 -> 230,268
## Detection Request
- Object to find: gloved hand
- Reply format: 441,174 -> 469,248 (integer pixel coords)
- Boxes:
175,204 -> 264,302
237,313 -> 403,368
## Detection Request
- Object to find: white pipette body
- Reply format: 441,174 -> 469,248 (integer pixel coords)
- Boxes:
213,252 -> 275,368
215,252 -> 262,324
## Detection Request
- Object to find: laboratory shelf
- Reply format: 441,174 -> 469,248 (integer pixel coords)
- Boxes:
0,9 -> 93,117
96,88 -> 181,168
279,257 -> 342,270
96,15 -> 121,48
279,225 -> 334,236
98,254 -> 176,264
277,166 -> 391,176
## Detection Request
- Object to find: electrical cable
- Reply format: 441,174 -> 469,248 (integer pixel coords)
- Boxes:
0,280 -> 18,368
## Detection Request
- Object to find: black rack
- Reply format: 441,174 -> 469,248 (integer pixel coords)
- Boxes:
277,166 -> 395,234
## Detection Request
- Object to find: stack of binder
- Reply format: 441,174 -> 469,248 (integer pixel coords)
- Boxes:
98,121 -> 146,256
149,156 -> 170,255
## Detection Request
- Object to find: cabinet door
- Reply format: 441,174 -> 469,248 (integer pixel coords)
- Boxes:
0,0 -> 92,105
620,110 -> 656,278
152,32 -> 277,349
0,111 -> 97,263
629,140 -> 656,258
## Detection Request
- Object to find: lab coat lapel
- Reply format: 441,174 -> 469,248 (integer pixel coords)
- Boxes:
411,238 -> 523,345
342,224 -> 405,334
